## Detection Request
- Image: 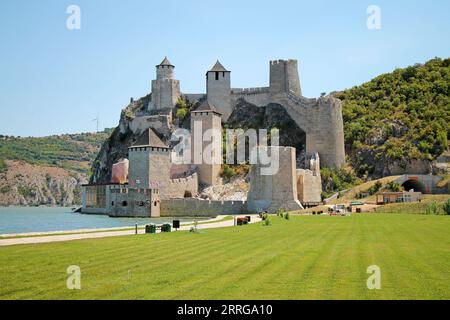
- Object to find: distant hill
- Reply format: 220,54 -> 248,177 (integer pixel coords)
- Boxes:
0,129 -> 113,174
0,129 -> 112,206
336,57 -> 450,178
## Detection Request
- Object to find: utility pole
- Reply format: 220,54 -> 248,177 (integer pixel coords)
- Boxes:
92,114 -> 99,133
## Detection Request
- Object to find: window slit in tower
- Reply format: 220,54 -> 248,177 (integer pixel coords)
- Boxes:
215,72 -> 219,80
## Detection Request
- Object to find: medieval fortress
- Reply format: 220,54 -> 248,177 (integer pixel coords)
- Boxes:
82,57 -> 345,217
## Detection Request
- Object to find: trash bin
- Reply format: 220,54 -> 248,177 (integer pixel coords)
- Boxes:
237,217 -> 248,226
246,216 -> 251,223
173,220 -> 180,229
145,224 -> 156,234
161,223 -> 171,232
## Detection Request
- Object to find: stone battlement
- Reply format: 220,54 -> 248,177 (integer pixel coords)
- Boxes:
169,172 -> 197,184
168,172 -> 199,198
270,59 -> 298,65
231,87 -> 270,95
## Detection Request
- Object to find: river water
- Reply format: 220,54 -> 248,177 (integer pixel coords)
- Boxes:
0,207 -> 201,235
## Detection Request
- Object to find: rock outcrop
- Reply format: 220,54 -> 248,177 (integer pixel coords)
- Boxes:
0,160 -> 87,206
227,100 -> 307,165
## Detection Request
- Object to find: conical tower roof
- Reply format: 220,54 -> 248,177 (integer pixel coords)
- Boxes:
130,128 -> 169,148
208,60 -> 229,72
157,56 -> 174,67
192,100 -> 222,116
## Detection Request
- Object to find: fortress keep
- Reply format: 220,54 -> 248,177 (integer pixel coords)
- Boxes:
82,57 -> 346,217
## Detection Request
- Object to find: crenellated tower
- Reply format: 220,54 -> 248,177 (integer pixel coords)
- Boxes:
128,128 -> 172,198
269,59 -> 301,96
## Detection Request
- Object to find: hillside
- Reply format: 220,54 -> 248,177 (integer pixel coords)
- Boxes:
336,57 -> 450,178
0,130 -> 112,206
0,160 -> 86,206
0,129 -> 113,173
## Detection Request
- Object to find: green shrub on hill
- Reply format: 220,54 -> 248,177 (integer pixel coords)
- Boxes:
367,181 -> 382,195
321,167 -> 361,196
174,98 -> 195,120
220,164 -> 236,179
387,181 -> 402,192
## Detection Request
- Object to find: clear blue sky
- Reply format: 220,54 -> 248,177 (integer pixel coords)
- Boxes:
0,0 -> 449,137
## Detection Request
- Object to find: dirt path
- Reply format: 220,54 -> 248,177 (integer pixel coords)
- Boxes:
0,215 -> 261,247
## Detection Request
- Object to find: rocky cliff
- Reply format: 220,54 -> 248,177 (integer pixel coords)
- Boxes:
0,130 -> 110,206
0,160 -> 87,206
89,94 -> 161,184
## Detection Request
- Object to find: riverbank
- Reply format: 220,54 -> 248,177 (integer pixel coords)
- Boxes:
0,215 -> 261,246
0,214 -> 230,239
0,207 -> 209,234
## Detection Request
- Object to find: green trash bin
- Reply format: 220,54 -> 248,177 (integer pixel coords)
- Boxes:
161,223 -> 171,233
145,224 -> 156,234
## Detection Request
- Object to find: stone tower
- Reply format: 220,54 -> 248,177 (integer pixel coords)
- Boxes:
297,153 -> 322,204
206,60 -> 232,121
191,101 -> 223,187
148,57 -> 181,111
128,128 -> 172,199
247,146 -> 303,213
269,59 -> 301,96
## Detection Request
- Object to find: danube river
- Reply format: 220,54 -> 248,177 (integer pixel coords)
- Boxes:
0,207 -> 200,235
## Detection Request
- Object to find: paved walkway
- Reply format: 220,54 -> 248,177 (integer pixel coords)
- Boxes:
0,215 -> 261,247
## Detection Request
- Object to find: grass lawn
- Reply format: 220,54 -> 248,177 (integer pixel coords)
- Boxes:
0,214 -> 449,300
374,195 -> 450,214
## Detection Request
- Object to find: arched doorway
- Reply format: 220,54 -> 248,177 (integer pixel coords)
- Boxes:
184,191 -> 192,198
401,179 -> 426,193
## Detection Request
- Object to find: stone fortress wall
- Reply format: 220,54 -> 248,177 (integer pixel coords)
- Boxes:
230,87 -> 270,107
82,184 -> 110,215
297,153 -> 322,203
229,85 -> 346,169
247,146 -> 304,213
150,78 -> 180,110
82,57 -> 338,217
109,185 -> 161,218
82,182 -> 246,217
160,199 -> 247,217
208,59 -> 345,168
168,172 -> 199,199
129,114 -> 172,137
144,57 -> 345,168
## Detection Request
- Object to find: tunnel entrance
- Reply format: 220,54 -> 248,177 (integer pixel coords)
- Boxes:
401,179 -> 426,193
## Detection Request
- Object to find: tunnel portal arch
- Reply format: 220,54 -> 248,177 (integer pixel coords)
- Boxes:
401,179 -> 426,194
